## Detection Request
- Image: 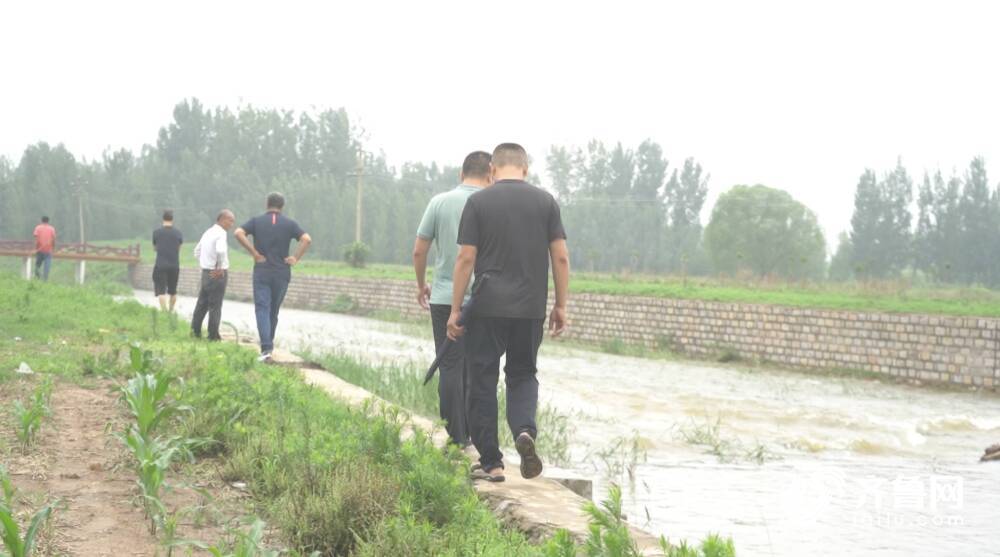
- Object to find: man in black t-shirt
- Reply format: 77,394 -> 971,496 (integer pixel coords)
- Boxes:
234,192 -> 312,362
152,210 -> 183,312
448,143 -> 570,482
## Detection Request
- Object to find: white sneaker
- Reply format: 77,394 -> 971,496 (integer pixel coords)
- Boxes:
257,352 -> 272,363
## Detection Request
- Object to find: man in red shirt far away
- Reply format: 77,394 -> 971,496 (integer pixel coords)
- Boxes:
33,216 -> 57,281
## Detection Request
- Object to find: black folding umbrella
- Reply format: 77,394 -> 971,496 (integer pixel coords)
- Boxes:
423,274 -> 490,385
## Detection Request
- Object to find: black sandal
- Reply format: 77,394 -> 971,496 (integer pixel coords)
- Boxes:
516,432 -> 543,479
471,465 -> 505,483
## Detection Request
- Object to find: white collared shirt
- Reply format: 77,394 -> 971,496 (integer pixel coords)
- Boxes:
193,224 -> 229,270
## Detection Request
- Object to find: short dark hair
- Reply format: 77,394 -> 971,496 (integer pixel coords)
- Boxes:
492,143 -> 529,169
162,210 -> 174,222
41,216 -> 49,223
462,151 -> 491,178
267,192 -> 285,209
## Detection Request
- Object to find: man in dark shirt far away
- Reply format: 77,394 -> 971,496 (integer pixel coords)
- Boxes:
448,143 -> 571,483
152,210 -> 183,312
234,192 -> 312,363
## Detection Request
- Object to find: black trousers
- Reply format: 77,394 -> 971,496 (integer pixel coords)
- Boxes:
464,316 -> 543,469
430,304 -> 469,446
191,270 -> 227,340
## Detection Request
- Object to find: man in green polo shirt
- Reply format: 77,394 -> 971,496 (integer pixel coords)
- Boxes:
413,151 -> 492,447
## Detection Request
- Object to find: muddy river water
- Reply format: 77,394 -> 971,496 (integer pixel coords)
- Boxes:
134,291 -> 1000,556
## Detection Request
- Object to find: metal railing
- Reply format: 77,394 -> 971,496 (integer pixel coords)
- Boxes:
0,240 -> 141,263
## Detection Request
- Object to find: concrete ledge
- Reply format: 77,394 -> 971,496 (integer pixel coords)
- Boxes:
264,347 -> 663,555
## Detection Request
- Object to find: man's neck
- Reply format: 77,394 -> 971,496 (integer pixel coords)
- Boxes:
493,169 -> 526,181
162,222 -> 173,227
267,208 -> 281,214
461,180 -> 489,189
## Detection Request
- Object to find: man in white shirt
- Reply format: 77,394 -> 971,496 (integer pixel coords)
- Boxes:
191,209 -> 235,340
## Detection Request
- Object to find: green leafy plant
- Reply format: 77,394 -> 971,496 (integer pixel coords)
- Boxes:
0,466 -> 15,509
128,343 -> 161,374
582,484 -> 643,557
0,502 -> 53,557
660,533 -> 735,557
12,378 -> 55,449
117,426 -> 197,534
175,518 -> 304,557
578,485 -> 737,557
542,529 -> 577,557
325,294 -> 357,314
343,241 -> 371,268
120,371 -> 189,440
206,518 -> 279,557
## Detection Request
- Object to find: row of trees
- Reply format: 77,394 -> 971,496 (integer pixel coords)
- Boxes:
833,157 -> 1000,285
546,141 -> 709,273
0,101 -> 717,275
0,98 -> 996,286
0,99 -> 455,263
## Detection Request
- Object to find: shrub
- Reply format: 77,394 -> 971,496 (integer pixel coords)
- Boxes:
343,241 -> 372,268
270,460 -> 399,555
325,294 -> 357,314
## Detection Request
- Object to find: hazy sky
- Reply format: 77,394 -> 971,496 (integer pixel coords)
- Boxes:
3,0 -> 998,246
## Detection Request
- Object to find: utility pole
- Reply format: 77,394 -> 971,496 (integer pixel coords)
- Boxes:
347,151 -> 369,244
75,180 -> 85,245
355,153 -> 363,244
74,178 -> 86,284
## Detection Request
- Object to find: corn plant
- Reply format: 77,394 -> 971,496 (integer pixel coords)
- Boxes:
120,372 -> 189,441
158,508 -> 206,557
0,502 -> 53,557
0,466 -> 15,509
12,402 -> 46,450
129,343 -> 161,375
31,379 -> 52,409
117,426 -> 196,534
12,379 -> 54,449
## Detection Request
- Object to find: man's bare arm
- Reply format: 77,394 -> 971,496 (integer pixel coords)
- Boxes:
413,237 -> 432,309
286,233 -> 312,265
549,239 -> 570,336
447,245 -> 477,339
234,228 -> 265,263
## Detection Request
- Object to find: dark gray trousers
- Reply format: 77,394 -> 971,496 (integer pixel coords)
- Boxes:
192,270 -> 227,340
464,316 -> 543,470
430,304 -> 469,446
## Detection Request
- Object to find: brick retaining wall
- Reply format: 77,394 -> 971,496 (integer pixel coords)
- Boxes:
133,264 -> 999,390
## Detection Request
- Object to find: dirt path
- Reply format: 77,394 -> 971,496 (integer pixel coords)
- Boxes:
5,380 -> 158,556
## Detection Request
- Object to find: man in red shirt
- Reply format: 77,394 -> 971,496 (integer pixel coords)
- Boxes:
33,216 -> 56,281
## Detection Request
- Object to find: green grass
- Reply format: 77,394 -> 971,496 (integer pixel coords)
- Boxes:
570,272 -> 1000,317
0,258 -> 132,295
98,237 -> 415,280
0,272 -> 169,387
0,272 -> 734,556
